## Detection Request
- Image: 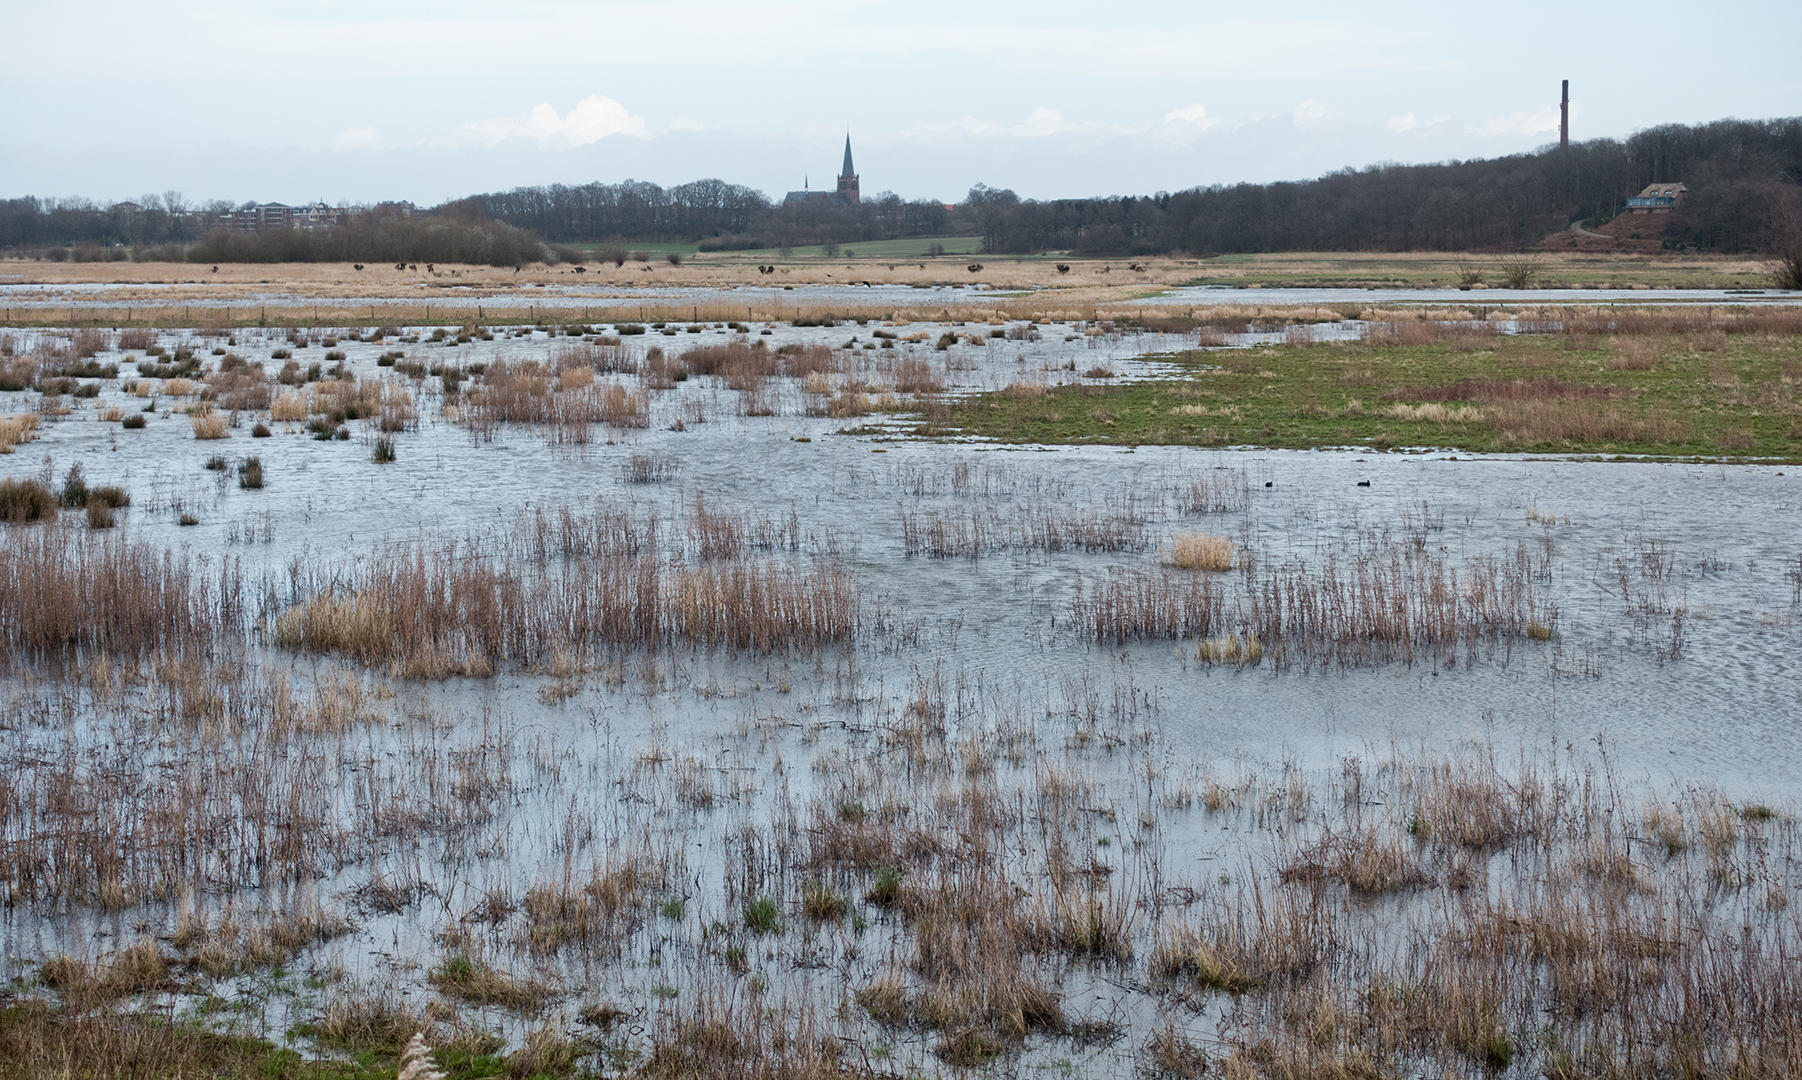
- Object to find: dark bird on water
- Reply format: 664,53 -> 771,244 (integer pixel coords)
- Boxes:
1264,481 -> 1273,488
1357,480 -> 1371,487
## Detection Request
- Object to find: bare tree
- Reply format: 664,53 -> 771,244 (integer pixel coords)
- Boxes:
1771,194 -> 1802,290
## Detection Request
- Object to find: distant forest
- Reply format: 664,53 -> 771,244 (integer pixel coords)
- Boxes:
444,180 -> 955,251
963,117 -> 1802,255
3,116 -> 1798,260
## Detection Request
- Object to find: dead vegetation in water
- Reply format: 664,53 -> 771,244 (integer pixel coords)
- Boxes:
900,493 -> 1153,558
1077,531 -> 1557,668
0,521 -> 244,663
0,614 -> 1793,1080
274,543 -> 860,674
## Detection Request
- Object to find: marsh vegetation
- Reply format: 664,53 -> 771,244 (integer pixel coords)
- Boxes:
0,309 -> 1796,1079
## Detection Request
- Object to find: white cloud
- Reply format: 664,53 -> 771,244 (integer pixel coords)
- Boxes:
332,126 -> 382,151
904,107 -> 1090,142
1014,107 -> 1067,138
1163,104 -> 1220,131
462,95 -> 648,148
1386,113 -> 1451,132
1479,105 -> 1560,137
1292,100 -> 1329,122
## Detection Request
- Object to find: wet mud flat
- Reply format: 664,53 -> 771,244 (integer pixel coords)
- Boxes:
0,316 -> 1798,1079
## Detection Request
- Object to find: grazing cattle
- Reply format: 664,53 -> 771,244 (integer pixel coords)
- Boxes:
967,264 -> 983,273
210,265 -> 218,272
573,266 -> 587,274
353,263 -> 364,271
396,262 -> 406,270
1056,264 -> 1070,273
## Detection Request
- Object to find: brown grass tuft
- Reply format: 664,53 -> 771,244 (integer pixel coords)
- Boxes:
1166,533 -> 1233,571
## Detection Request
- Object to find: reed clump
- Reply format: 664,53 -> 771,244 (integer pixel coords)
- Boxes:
207,363 -> 270,411
269,390 -> 309,422
117,327 -> 156,351
0,522 -> 244,661
0,413 -> 43,454
1080,534 -> 1556,668
274,544 -> 860,675
1196,633 -> 1262,665
1166,533 -> 1233,571
189,411 -> 229,440
0,477 -> 58,522
429,953 -> 552,1012
1176,468 -> 1250,514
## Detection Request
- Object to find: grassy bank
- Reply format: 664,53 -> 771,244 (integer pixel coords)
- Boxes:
1181,251 -> 1777,291
0,999 -> 536,1080
937,322 -> 1802,460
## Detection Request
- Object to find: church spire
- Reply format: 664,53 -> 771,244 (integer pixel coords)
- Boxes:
840,134 -> 855,180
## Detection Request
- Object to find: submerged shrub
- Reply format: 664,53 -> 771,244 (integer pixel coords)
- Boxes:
0,479 -> 57,523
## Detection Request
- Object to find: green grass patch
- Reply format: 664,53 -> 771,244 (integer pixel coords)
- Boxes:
1174,250 -> 1767,291
0,1001 -> 349,1079
727,235 -> 985,260
934,333 -> 1802,460
571,240 -> 700,257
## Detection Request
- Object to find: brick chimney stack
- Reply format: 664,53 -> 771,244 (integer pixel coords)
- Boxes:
1560,80 -> 1569,149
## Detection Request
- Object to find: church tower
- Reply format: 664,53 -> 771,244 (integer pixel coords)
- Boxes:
835,134 -> 859,206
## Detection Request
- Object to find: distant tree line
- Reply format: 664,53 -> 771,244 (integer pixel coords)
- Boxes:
186,215 -> 556,267
451,179 -> 955,250
0,193 -> 235,257
965,118 -> 1802,255
4,116 -> 1797,260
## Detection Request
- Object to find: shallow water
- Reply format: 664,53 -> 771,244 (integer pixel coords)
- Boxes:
5,278 -> 1800,311
6,320 -> 1798,794
1145,284 -> 1802,306
1,318 -> 1798,1073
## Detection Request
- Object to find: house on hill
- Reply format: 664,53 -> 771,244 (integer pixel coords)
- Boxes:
784,136 -> 860,207
1626,182 -> 1687,213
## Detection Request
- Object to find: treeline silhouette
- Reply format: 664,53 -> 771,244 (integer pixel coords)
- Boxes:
451,179 -> 954,250
967,118 -> 1802,255
0,195 -> 229,256
3,116 -> 1796,259
186,215 -> 553,267
0,198 -> 559,266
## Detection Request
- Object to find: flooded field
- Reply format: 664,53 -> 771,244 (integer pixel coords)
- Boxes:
0,313 -> 1798,1078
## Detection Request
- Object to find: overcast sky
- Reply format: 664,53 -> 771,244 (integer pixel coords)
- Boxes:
3,0 -> 1798,208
